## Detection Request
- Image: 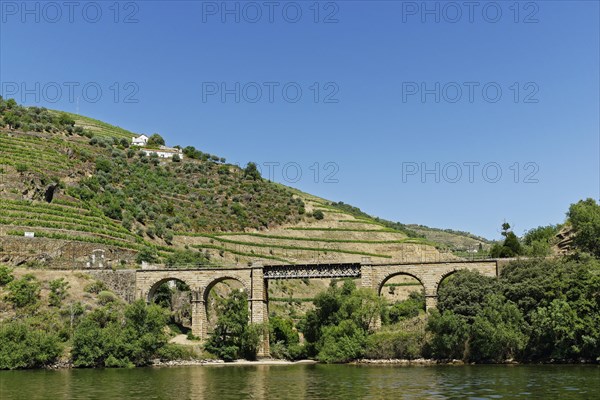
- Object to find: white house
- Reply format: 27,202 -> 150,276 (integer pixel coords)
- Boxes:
142,145 -> 184,160
132,134 -> 149,146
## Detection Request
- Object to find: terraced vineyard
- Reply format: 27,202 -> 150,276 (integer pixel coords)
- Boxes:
175,199 -> 456,266
60,112 -> 137,139
0,99 -> 487,274
0,133 -> 80,174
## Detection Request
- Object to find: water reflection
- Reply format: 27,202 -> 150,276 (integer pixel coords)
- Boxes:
1,364 -> 599,399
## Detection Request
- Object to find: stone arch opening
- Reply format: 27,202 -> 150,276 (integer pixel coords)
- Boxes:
147,277 -> 192,303
435,269 -> 461,295
378,272 -> 426,323
147,278 -> 193,332
378,272 -> 424,299
204,276 -> 248,333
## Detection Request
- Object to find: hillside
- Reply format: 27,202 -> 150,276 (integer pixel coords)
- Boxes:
0,98 -> 487,274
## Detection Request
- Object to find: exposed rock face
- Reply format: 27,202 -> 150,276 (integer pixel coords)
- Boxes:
555,225 -> 575,255
44,183 -> 58,203
19,174 -> 60,202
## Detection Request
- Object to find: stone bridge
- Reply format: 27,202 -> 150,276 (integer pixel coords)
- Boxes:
135,260 -> 498,357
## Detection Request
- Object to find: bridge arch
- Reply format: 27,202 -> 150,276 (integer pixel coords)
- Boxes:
203,276 -> 249,303
147,276 -> 193,304
377,271 -> 424,297
201,275 -> 253,337
435,268 -> 462,295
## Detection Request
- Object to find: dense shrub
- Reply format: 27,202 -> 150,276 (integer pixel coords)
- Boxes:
568,198 -> 600,257
0,319 -> 63,369
383,291 -> 425,324
204,291 -> 263,361
365,317 -> 427,360
426,310 -> 470,359
165,249 -> 211,268
72,301 -> 169,367
84,280 -> 107,294
300,280 -> 383,363
156,343 -> 196,361
0,265 -> 14,285
437,270 -> 498,320
5,274 -> 41,309
49,278 -> 70,307
428,257 -> 600,362
97,291 -> 118,305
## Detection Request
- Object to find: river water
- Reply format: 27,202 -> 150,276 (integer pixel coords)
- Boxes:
1,364 -> 598,399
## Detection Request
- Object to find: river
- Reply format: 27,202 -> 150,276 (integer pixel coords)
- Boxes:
1,364 -> 598,399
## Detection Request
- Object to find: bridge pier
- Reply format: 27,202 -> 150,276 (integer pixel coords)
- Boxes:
191,290 -> 206,339
425,295 -> 438,310
250,266 -> 270,358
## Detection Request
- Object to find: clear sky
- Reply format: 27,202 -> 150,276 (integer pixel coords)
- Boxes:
1,1 -> 598,239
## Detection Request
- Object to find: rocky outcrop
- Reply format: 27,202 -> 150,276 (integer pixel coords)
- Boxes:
555,225 -> 575,255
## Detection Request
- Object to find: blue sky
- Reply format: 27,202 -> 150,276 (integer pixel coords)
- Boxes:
1,1 -> 598,239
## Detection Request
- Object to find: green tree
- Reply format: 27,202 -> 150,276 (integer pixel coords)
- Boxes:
469,295 -> 529,362
501,257 -> 600,361
244,162 -> 261,180
0,265 -> 14,286
5,274 -> 41,309
49,278 -> 70,307
136,247 -> 158,264
6,98 -> 17,109
568,198 -> 600,257
58,112 -> 75,126
205,290 -> 262,361
523,225 -> 559,246
3,111 -> 17,127
72,301 -> 168,368
147,133 -> 165,146
437,270 -> 499,320
300,280 -> 383,362
490,223 -> 523,258
383,291 -> 425,324
270,316 -> 299,346
0,319 -> 63,369
426,310 -> 469,359
318,320 -> 367,363
528,299 -> 580,360
500,259 -> 563,317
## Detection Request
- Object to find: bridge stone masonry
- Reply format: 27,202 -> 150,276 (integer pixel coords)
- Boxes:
134,260 -> 498,358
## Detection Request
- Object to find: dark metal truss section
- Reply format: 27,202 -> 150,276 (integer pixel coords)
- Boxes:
263,263 -> 361,280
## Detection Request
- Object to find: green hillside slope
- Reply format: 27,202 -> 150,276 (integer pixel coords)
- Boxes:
0,98 -> 488,270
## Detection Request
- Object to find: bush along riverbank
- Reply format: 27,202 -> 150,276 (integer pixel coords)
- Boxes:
261,254 -> 599,365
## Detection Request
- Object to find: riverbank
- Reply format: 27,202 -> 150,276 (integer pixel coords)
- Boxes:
356,359 -> 598,366
43,357 -> 598,370
151,359 -> 318,368
355,359 -> 463,366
